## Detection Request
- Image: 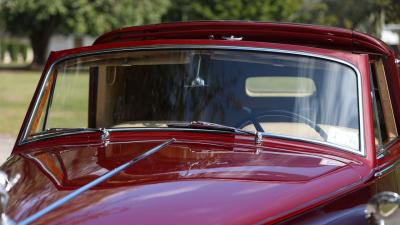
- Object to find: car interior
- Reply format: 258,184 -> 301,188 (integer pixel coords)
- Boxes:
81,50 -> 361,149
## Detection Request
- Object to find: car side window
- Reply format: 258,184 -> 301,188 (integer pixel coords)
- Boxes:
370,58 -> 398,151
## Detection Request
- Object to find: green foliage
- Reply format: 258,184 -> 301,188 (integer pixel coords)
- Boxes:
293,0 -> 399,37
163,0 -> 399,37
0,41 -> 6,60
1,0 -> 399,66
0,40 -> 29,63
19,43 -> 28,61
0,0 -> 170,65
6,41 -> 19,61
386,0 -> 400,23
163,0 -> 303,22
1,0 -> 170,36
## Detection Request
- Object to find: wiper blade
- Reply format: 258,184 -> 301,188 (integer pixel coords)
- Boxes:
167,121 -> 263,144
168,121 -> 248,133
29,127 -> 108,140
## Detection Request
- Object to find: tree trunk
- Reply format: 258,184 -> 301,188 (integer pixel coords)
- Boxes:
29,28 -> 53,69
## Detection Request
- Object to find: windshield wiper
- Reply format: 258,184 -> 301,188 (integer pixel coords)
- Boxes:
29,127 -> 109,140
167,121 -> 263,144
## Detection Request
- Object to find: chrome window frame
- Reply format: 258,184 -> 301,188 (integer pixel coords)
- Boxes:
18,45 -> 366,156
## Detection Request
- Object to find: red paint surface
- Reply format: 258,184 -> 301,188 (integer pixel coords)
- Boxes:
93,21 -> 393,56
7,132 -> 368,224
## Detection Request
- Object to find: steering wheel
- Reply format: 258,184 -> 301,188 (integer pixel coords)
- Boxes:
238,108 -> 328,141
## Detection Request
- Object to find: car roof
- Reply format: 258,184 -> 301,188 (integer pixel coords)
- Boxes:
93,21 -> 393,56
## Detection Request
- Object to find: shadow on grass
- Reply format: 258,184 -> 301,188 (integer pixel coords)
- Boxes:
0,63 -> 43,72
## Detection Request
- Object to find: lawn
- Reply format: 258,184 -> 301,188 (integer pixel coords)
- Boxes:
45,72 -> 88,129
0,71 -> 40,136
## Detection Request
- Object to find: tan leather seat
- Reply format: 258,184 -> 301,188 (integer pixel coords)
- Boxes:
242,122 -> 324,141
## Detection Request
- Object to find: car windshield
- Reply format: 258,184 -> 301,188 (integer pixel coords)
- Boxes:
26,49 -> 360,150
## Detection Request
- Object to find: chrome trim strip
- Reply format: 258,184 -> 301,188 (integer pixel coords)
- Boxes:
374,157 -> 400,177
20,130 -> 99,145
374,164 -> 395,177
261,132 -> 359,154
19,45 -> 365,156
17,138 -> 175,225
19,128 -> 234,145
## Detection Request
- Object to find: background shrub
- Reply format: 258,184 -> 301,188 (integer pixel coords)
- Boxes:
7,41 -> 19,62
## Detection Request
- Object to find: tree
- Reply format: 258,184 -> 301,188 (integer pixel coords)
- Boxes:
163,0 -> 400,39
386,0 -> 400,23
0,0 -> 170,67
293,0 -> 400,37
163,0 -> 303,22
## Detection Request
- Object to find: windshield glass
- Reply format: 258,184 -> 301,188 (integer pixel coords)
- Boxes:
26,49 -> 360,150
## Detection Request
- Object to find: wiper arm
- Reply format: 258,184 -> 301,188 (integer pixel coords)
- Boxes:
18,138 -> 175,225
167,121 -> 263,144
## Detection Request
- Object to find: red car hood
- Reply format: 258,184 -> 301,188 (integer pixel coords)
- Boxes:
6,136 -> 363,224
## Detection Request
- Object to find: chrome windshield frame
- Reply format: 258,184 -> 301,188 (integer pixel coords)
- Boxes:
18,45 -> 365,156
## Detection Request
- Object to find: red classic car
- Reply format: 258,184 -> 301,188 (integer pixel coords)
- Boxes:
1,21 -> 400,225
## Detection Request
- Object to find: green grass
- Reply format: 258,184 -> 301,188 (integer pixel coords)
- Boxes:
0,63 -> 30,69
46,73 -> 88,129
0,71 -> 40,136
0,71 -> 89,137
